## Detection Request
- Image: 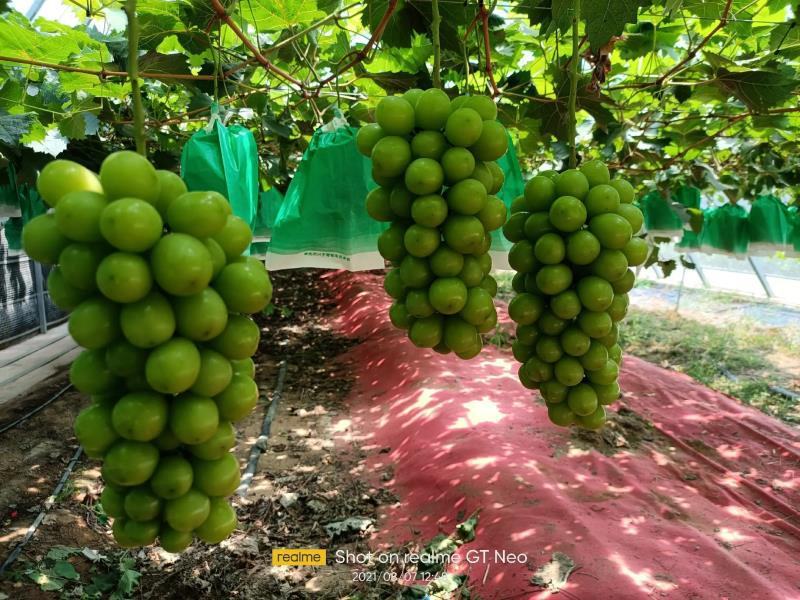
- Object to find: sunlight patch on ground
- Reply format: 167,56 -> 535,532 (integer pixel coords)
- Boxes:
450,398 -> 506,429
620,516 -> 646,535
610,552 -> 679,593
716,527 -> 749,544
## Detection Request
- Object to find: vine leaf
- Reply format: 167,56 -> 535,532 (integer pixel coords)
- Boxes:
247,0 -> 325,31
713,68 -> 799,112
531,0 -> 653,50
0,110 -> 34,145
139,51 -> 191,78
582,0 -> 653,50
58,113 -> 88,140
527,76 -> 616,140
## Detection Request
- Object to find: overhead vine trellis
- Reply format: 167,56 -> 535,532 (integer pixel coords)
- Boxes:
0,0 -> 798,206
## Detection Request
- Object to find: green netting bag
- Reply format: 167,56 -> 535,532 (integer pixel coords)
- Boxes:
180,109 -> 259,230
676,229 -> 701,251
672,186 -> 701,209
265,115 -> 385,271
788,206 -> 800,258
2,172 -> 47,253
249,187 -> 284,257
699,203 -> 749,256
747,194 -> 792,255
640,190 -> 682,237
490,133 -> 525,269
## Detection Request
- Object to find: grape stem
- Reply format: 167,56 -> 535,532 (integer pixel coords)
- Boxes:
479,0 -> 500,97
125,0 -> 146,156
432,0 -> 442,89
567,0 -> 581,169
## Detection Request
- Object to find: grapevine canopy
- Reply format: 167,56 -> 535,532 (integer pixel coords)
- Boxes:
0,0 -> 797,202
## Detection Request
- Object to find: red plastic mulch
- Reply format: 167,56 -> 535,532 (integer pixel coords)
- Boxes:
321,271 -> 800,600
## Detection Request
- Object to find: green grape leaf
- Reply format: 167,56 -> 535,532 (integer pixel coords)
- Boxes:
245,0 -> 325,31
619,23 -> 681,59
713,68 -> 799,112
139,51 -> 191,76
582,0 -> 653,50
549,0 -> 574,32
682,0 -> 754,34
52,560 -> 79,581
526,76 -> 617,140
58,113 -> 88,140
0,110 -> 35,145
367,33 -> 432,73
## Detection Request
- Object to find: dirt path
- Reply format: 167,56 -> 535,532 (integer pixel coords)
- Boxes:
0,271 -> 392,599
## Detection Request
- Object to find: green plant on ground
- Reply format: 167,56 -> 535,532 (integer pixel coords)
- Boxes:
620,310 -> 799,424
12,546 -> 140,599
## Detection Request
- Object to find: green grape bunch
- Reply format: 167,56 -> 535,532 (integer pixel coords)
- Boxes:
22,151 -> 272,551
358,89 -> 509,360
503,161 -> 647,430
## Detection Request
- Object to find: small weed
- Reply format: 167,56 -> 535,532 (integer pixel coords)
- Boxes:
620,310 -> 799,424
12,546 -> 140,599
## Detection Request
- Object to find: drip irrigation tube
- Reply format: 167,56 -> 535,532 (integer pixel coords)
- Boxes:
237,361 -> 287,497
0,446 -> 83,576
721,368 -> 800,401
0,384 -> 73,436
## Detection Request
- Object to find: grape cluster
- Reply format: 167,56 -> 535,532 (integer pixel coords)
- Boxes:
503,162 -> 646,429
22,152 -> 272,551
358,90 -> 509,359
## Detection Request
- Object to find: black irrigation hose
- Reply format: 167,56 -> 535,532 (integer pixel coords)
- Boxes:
237,360 -> 287,497
0,361 -> 287,574
0,384 -> 73,436
721,368 -> 800,402
0,446 -> 83,577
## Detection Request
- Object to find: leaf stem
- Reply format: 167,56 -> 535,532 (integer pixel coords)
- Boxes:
125,0 -> 145,156
431,0 -> 442,89
567,0 -> 580,169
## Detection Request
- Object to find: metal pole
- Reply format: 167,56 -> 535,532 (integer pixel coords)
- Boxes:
687,253 -> 710,288
747,256 -> 774,298
32,262 -> 47,334
675,264 -> 686,314
25,0 -> 47,19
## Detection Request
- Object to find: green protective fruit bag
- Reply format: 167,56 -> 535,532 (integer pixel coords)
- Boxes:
1,166 -> 47,253
747,194 -> 792,255
699,203 -> 749,256
640,190 -> 682,237
249,187 -> 284,257
490,132 -> 525,269
672,186 -> 701,210
676,229 -> 701,251
0,166 -> 22,219
180,109 -> 259,233
265,115 -> 386,271
787,206 -> 800,258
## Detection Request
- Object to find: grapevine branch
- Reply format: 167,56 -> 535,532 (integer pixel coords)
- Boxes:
125,0 -> 145,155
655,0 -> 733,87
567,0 -> 581,169
431,0 -> 442,89
611,113 -> 749,174
0,55 -> 227,81
266,2 -> 362,56
479,0 -> 500,97
210,0 -> 307,94
315,0 -> 398,92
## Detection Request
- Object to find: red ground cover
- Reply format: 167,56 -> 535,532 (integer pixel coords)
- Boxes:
323,271 -> 800,600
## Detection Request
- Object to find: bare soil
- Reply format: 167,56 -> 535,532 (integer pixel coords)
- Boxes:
0,271 -> 397,599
